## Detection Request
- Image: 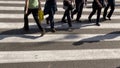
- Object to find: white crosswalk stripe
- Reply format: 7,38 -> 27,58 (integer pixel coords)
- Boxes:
0,49 -> 120,63
0,0 -> 120,64
0,4 -> 120,12
1,22 -> 120,29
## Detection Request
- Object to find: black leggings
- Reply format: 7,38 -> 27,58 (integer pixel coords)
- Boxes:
24,8 -> 43,31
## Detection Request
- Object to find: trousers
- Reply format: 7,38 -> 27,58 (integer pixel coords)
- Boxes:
24,8 -> 43,31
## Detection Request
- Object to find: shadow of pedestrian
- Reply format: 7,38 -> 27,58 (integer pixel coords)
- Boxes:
73,31 -> 120,45
0,28 -> 41,40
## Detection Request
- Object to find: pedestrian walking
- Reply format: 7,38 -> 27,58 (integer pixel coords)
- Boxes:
103,0 -> 115,20
71,0 -> 87,22
44,0 -> 57,32
88,0 -> 103,26
61,0 -> 74,30
24,0 -> 45,36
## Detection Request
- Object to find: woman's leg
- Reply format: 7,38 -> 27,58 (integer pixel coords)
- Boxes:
24,9 -> 31,30
32,9 -> 45,36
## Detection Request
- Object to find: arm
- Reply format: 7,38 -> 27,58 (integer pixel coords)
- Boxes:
105,0 -> 108,4
105,0 -> 108,2
70,0 -> 74,3
38,0 -> 41,10
95,0 -> 102,8
25,0 -> 29,14
84,0 -> 87,6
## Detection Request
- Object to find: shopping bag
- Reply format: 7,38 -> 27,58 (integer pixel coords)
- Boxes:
38,9 -> 44,21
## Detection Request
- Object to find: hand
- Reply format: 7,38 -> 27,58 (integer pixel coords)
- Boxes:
99,4 -> 102,8
25,10 -> 28,14
39,6 -> 42,10
84,2 -> 87,7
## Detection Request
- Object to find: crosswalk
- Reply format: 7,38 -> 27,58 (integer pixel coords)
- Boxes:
0,0 -> 120,65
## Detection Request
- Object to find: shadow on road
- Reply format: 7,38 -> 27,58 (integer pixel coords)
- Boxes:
0,28 -> 41,40
73,31 -> 120,45
0,18 -> 107,40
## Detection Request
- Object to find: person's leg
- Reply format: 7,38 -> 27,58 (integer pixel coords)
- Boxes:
66,9 -> 72,27
96,8 -> 102,26
76,3 -> 84,22
71,2 -> 79,19
107,4 -> 115,20
88,7 -> 97,22
103,4 -> 109,20
46,14 -> 50,24
32,9 -> 45,36
24,9 -> 31,30
49,8 -> 56,32
61,9 -> 67,23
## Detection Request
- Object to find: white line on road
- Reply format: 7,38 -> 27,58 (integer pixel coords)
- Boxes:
0,6 -> 120,13
0,1 -> 63,5
0,49 -> 120,63
0,22 -> 120,29
0,1 -> 120,4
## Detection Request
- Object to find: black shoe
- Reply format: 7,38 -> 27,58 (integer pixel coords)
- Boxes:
46,18 -> 49,24
51,28 -> 56,33
88,18 -> 92,22
76,20 -> 81,23
71,13 -> 74,19
107,16 -> 111,20
95,23 -> 100,26
61,20 -> 67,23
103,17 -> 107,20
41,29 -> 45,37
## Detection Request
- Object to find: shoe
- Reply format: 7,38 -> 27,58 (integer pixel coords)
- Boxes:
103,17 -> 107,20
95,23 -> 100,26
40,29 -> 45,37
68,27 -> 72,31
71,13 -> 74,19
88,18 -> 92,22
107,16 -> 111,20
76,19 -> 81,23
61,20 -> 67,23
46,18 -> 49,24
51,28 -> 56,33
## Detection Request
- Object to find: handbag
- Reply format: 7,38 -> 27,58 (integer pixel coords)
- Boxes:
38,9 -> 44,21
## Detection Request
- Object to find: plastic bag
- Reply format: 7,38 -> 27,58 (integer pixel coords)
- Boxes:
38,9 -> 44,21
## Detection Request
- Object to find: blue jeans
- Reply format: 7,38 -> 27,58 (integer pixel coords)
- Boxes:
46,8 -> 55,29
62,9 -> 72,27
